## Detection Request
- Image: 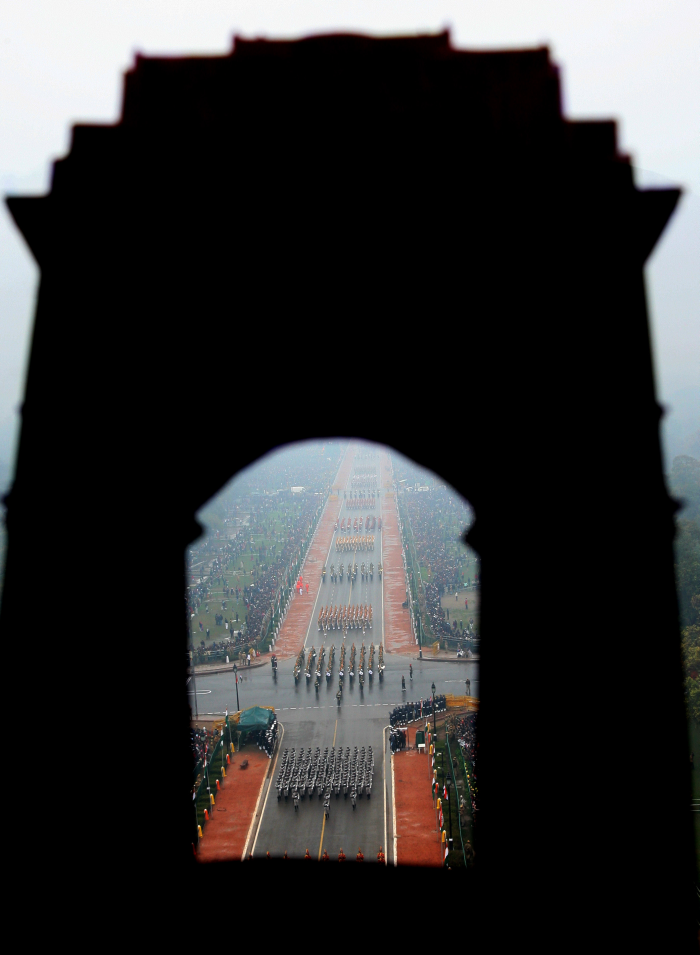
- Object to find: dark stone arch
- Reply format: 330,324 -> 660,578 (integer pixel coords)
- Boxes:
3,32 -> 692,943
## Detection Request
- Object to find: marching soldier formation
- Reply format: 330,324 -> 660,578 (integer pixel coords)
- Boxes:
345,497 -> 375,510
293,648 -> 305,683
339,513 -> 377,531
317,603 -> 373,634
335,534 -> 375,551
350,475 -> 377,489
276,745 -> 375,804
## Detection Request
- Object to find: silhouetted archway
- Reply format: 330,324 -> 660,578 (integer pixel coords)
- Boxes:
2,32 -> 691,944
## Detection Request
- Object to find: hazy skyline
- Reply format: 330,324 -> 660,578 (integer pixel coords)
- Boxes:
1,2 -> 698,488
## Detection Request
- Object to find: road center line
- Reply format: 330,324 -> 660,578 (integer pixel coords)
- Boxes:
318,718 -> 338,860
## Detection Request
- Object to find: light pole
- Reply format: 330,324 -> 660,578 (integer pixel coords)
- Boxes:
233,663 -> 240,711
446,777 -> 453,849
431,682 -> 437,737
189,650 -> 198,720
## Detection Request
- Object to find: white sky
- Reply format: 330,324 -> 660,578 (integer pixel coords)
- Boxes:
1,1 -> 698,482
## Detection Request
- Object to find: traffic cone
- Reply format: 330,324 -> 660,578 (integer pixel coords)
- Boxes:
226,754 -> 231,765
210,793 -> 215,806
222,766 -> 226,777
198,825 -> 203,838
216,779 -> 221,791
204,809 -> 209,821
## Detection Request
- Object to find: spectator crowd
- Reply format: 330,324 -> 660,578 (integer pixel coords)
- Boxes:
396,466 -> 479,643
186,442 -> 347,651
454,712 -> 479,815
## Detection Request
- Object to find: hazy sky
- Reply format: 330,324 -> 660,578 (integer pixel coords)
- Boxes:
1,1 -> 698,485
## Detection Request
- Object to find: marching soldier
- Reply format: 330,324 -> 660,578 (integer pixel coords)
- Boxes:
356,848 -> 364,862
304,848 -> 312,860
377,846 -> 385,864
322,849 -> 330,861
338,848 -> 346,862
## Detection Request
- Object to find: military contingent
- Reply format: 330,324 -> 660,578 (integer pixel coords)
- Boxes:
344,495 -> 376,509
293,647 -> 305,683
276,745 -> 375,805
339,513 -> 377,531
317,603 -> 373,633
335,533 -> 375,551
350,472 -> 378,490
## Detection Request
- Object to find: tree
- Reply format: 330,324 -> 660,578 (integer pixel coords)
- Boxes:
669,455 -> 700,523
674,519 -> 700,627
681,624 -> 700,722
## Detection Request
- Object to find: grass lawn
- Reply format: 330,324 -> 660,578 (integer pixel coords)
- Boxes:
187,501 -> 313,649
188,553 -> 276,648
433,730 -> 471,866
440,589 -> 480,634
195,742 -> 226,831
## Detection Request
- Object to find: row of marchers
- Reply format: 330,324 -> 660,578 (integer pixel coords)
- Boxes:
276,745 -> 374,802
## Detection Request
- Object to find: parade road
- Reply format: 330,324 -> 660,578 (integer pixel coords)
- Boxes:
189,447 -> 479,861
191,654 -> 479,862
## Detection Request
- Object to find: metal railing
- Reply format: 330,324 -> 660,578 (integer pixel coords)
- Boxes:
397,496 -> 433,643
445,731 -> 468,867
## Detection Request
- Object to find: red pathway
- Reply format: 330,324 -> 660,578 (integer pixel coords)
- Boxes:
380,451 -> 416,654
273,444 -> 356,660
393,749 -> 443,866
196,748 -> 269,862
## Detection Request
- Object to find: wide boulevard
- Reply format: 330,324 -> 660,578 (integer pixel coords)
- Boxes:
188,447 -> 479,861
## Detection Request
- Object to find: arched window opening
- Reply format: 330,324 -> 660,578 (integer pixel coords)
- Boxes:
186,439 -> 479,867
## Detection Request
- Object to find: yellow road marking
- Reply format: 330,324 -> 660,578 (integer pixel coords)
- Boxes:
318,718 -> 338,860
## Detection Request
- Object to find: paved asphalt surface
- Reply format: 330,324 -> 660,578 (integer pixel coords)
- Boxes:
188,450 -> 479,861
191,655 -> 479,863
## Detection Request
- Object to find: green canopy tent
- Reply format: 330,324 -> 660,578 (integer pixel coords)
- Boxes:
232,705 -> 275,747
236,705 -> 275,732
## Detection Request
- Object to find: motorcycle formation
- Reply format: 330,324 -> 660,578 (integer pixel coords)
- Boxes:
317,603 -> 373,633
276,745 -> 375,806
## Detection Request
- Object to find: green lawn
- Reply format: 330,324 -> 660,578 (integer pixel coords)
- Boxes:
433,729 -> 472,867
188,552 -> 275,647
188,501 -> 314,649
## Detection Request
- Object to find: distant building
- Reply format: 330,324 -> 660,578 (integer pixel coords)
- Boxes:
290,486 -> 306,494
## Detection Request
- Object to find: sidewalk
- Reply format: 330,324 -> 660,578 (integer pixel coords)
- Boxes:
196,747 -> 270,862
414,651 -> 480,664
272,445 -> 355,659
191,659 -> 268,676
393,748 -> 443,866
380,451 -> 417,654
